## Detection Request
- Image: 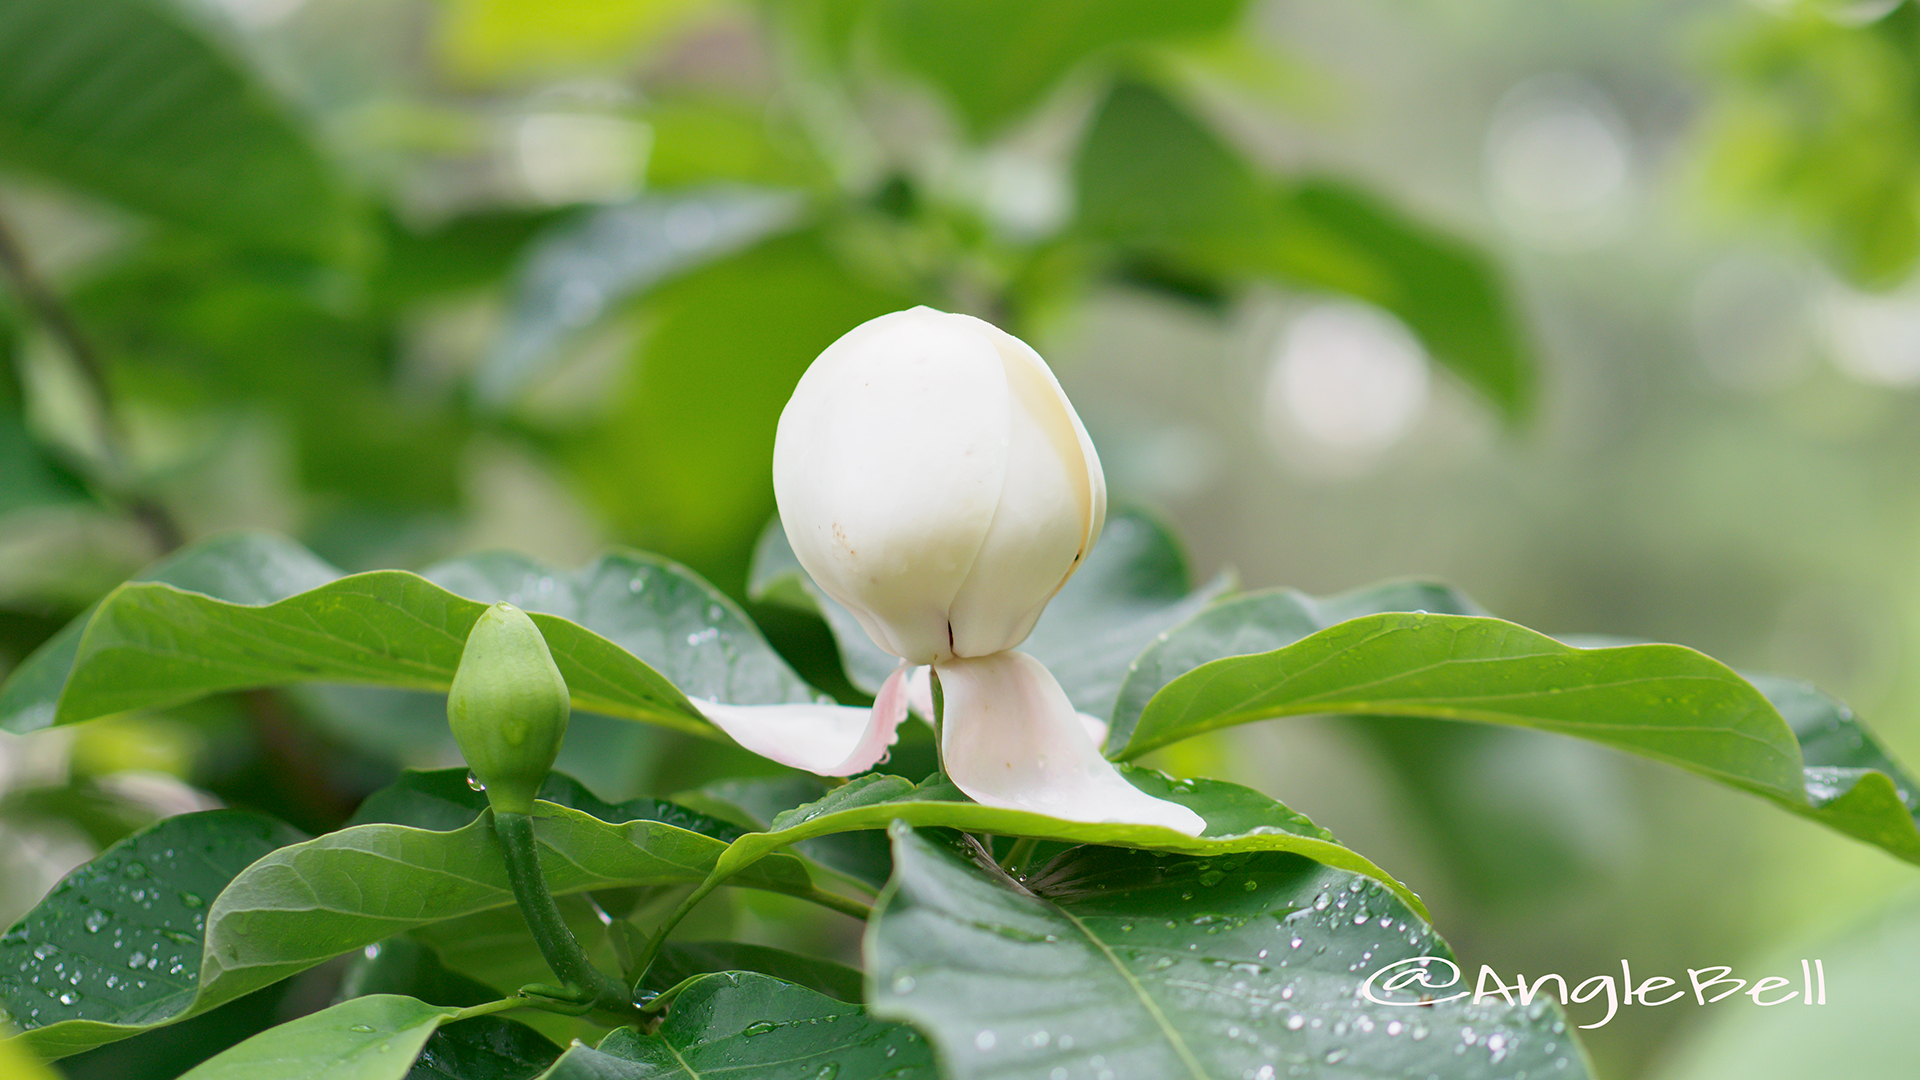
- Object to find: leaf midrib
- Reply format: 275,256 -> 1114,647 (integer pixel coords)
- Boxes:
1055,903 -> 1210,1080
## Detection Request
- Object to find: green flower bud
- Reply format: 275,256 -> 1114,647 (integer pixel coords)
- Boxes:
447,603 -> 569,815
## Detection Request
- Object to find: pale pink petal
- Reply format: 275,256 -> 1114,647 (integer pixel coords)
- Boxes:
697,663 -> 913,776
936,650 -> 1204,834
910,662 -> 1107,744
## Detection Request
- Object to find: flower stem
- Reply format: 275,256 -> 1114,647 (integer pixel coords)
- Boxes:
1000,836 -> 1040,875
491,810 -> 640,1022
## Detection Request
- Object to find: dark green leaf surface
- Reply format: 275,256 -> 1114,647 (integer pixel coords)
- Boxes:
875,0 -> 1246,135
0,535 -> 819,736
0,811 -> 307,1043
750,507 -> 1229,721
869,826 -> 1592,1080
538,972 -> 936,1080
0,0 -> 358,256
1075,82 -> 1530,421
0,411 -> 90,514
705,770 -> 1426,919
3,791 -> 811,1058
1117,584 -> 1920,865
408,1013 -> 559,1080
175,994 -> 463,1080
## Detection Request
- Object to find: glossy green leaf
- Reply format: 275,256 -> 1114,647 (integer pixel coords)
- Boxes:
538,972 -> 936,1080
1124,608 -> 1803,796
873,0 -> 1246,135
408,1013 -> 561,1080
3,784 -> 813,1059
0,811 -> 308,1044
703,769 -> 1427,920
477,189 -> 805,409
1074,82 -> 1531,421
0,534 -> 821,736
175,994 -> 464,1080
1115,583 -> 1920,865
0,0 -> 358,256
869,825 -> 1593,1080
750,506 -> 1230,721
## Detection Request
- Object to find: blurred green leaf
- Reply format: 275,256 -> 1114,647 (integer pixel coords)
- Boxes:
540,972 -> 935,1080
435,0 -> 723,81
0,0 -> 359,257
3,784 -> 813,1059
1702,6 -> 1920,287
0,534 -> 825,737
704,769 -> 1426,918
477,189 -> 806,409
0,409 -> 90,514
750,506 -> 1230,719
1114,584 -> 1920,866
873,0 -> 1247,136
174,994 -> 464,1080
868,825 -> 1590,1080
562,231 -> 911,596
1075,82 -> 1532,420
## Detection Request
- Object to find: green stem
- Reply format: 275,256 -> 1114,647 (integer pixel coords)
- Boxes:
628,874 -> 873,996
1000,836 -> 1039,875
492,810 -> 639,1021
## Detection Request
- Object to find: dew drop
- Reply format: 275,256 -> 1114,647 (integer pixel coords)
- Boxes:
743,1021 -> 779,1037
349,1024 -> 376,1033
466,773 -> 486,792
1285,1014 -> 1306,1031
890,974 -> 916,995
84,911 -> 109,934
1197,870 -> 1226,887
975,1030 -> 997,1051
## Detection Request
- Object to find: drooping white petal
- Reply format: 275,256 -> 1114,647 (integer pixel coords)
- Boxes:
936,651 -> 1204,834
943,315 -> 1105,656
773,308 -> 1010,664
697,663 -> 913,776
906,663 -> 1109,745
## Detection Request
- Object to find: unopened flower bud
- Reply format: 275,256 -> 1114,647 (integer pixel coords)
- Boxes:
447,603 -> 569,815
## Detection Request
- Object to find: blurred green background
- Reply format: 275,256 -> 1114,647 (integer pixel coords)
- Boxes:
2,1 -> 1918,1077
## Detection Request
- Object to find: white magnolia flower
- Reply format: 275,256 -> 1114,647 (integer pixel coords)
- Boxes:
699,307 -> 1204,835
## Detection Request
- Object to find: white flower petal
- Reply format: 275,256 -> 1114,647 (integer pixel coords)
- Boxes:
697,663 -> 913,776
907,662 -> 1108,745
935,650 -> 1204,834
773,308 -> 1010,664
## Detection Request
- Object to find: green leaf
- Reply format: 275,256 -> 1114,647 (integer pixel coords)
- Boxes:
1115,583 -> 1920,866
175,994 -> 464,1080
538,972 -> 936,1080
476,189 -> 805,409
750,506 -> 1229,722
408,1014 -> 560,1080
0,810 -> 308,1044
1123,608 -> 1804,798
1108,581 -> 1484,752
0,0 -> 358,257
1,534 -> 822,736
4,783 -> 814,1059
1074,82 -> 1530,421
705,768 -> 1427,920
640,942 -> 864,1004
869,825 -> 1593,1080
873,0 -> 1247,136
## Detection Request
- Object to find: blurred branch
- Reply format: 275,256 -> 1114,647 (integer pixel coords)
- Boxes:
0,209 -> 181,552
